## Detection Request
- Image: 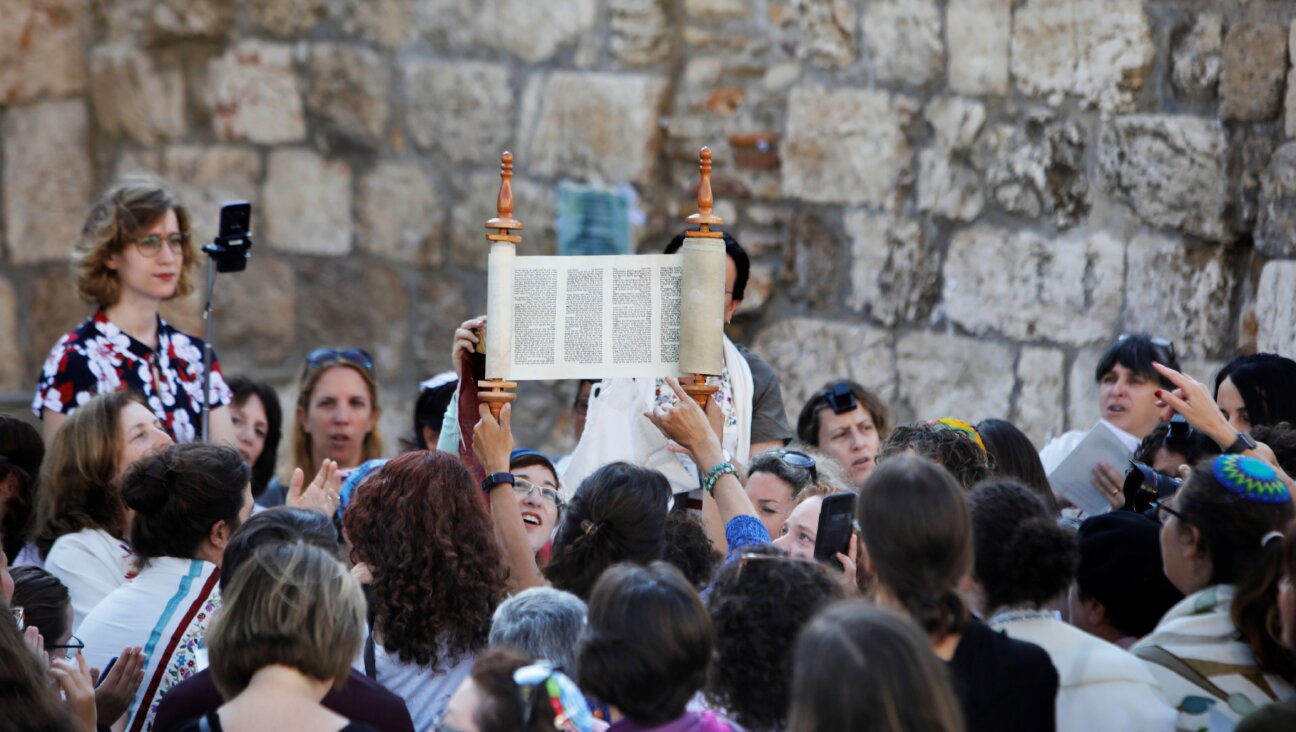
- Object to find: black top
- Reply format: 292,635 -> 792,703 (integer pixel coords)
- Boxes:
947,618 -> 1059,732
174,712 -> 377,732
1238,699 -> 1296,732
152,668 -> 413,732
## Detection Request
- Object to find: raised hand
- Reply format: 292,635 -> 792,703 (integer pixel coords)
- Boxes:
452,316 -> 487,369
288,459 -> 340,515
644,377 -> 721,462
50,653 -> 97,732
1151,362 -> 1235,448
94,646 -> 145,727
473,403 -> 514,475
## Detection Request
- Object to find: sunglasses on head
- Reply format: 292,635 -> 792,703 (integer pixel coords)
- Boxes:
305,348 -> 374,371
774,449 -> 818,483
1116,333 -> 1177,366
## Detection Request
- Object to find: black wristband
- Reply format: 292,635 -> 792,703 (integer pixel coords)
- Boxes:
482,472 -> 515,494
1226,432 -> 1257,455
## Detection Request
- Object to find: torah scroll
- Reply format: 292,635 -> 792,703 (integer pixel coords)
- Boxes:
484,239 -> 725,381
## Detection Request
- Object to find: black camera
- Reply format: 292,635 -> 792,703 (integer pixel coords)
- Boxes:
1122,460 -> 1181,515
204,201 -> 253,273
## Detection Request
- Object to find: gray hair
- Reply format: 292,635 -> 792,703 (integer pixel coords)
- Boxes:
489,587 -> 587,671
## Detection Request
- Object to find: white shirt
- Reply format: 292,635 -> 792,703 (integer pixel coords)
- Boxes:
354,639 -> 475,730
44,528 -> 134,630
990,609 -> 1177,732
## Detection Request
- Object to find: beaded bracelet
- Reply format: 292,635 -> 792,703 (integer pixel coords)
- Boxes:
702,461 -> 737,495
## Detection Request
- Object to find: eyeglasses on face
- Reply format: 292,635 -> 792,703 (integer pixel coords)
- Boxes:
46,636 -> 85,660
132,232 -> 189,258
305,348 -> 374,372
513,478 -> 564,511
1150,498 -> 1185,526
774,449 -> 818,483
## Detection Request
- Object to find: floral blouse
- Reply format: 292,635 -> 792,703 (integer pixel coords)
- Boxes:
32,310 -> 232,442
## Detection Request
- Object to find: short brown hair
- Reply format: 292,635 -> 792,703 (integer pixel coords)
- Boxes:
72,178 -> 197,307
208,541 -> 364,699
34,391 -> 143,557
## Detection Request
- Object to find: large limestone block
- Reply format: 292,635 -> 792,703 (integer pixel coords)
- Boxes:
473,0 -> 596,62
753,317 -> 896,428
296,259 -> 409,379
685,0 -> 747,19
147,0 -> 233,39
3,100 -> 92,265
0,277 -> 20,391
1067,345 -> 1103,432
1258,142 -> 1296,258
404,60 -> 512,166
783,211 -> 846,311
412,276 -> 474,372
249,0 -> 325,36
610,0 -> 671,66
1097,115 -> 1231,242
330,0 -> 414,48
1014,346 -> 1066,448
116,146 -> 262,247
863,0 -> 942,86
793,0 -> 857,69
264,149 -> 353,256
917,150 -> 983,222
1011,0 -> 1154,112
943,225 -> 1125,345
1288,22 -> 1296,138
357,161 -> 443,267
1219,22 -> 1288,122
307,43 -> 391,149
1256,261 -> 1296,357
89,45 -> 186,145
211,254 -> 297,368
1123,233 -> 1235,358
519,72 -> 668,185
896,331 -> 1015,425
984,114 -> 1089,228
0,0 -> 86,105
846,210 -> 938,326
947,0 -> 1011,95
782,85 -> 914,206
209,41 -> 307,144
449,172 -> 556,270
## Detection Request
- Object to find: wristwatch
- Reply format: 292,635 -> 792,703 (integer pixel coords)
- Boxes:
481,472 -> 515,494
1225,432 -> 1257,455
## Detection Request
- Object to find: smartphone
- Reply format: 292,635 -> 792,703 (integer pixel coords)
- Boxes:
813,492 -> 857,570
212,201 -> 253,273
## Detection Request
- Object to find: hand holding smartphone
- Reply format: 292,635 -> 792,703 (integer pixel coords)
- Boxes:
813,492 -> 857,571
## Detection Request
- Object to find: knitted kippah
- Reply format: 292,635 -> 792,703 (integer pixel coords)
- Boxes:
1212,454 -> 1291,504
930,417 -> 987,455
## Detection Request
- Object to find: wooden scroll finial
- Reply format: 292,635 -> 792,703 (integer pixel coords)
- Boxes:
480,151 -> 522,420
681,147 -> 722,410
685,147 -> 724,239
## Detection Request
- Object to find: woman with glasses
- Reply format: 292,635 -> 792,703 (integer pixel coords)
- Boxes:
1134,455 -> 1296,729
292,347 -> 385,482
32,178 -> 235,446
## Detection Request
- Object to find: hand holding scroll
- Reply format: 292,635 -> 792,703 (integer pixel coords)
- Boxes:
645,377 -> 723,465
473,402 -> 514,475
453,316 -> 486,371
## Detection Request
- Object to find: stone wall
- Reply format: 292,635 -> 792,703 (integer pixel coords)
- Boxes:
2,0 -> 1296,461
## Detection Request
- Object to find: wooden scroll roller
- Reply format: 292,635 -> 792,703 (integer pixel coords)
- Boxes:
478,151 -> 520,420
681,147 -> 723,410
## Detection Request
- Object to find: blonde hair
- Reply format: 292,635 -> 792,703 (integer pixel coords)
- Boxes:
291,362 -> 384,477
207,541 -> 365,698
33,391 -> 143,557
72,177 -> 196,307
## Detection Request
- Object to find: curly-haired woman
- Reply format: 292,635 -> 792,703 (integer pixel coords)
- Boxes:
343,451 -> 506,730
705,545 -> 840,731
32,178 -> 235,445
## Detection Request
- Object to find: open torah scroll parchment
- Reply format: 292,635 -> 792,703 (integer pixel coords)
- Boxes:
484,239 -> 725,381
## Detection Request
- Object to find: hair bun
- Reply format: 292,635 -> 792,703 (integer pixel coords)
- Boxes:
122,457 -> 171,514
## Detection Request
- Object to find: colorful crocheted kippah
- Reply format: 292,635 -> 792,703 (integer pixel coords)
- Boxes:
930,417 -> 987,455
1212,455 -> 1291,504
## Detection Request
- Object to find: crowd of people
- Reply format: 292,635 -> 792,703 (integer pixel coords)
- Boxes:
5,177 -> 1296,732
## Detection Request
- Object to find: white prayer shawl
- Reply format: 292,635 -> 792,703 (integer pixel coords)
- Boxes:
559,335 -> 753,497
